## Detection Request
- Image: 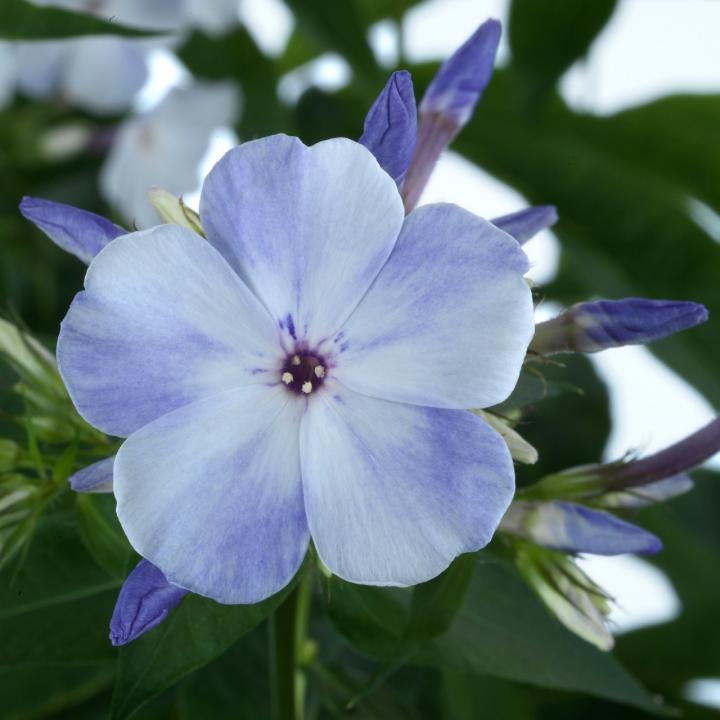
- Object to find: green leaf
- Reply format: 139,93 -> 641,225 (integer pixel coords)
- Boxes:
0,0 -> 159,39
110,576 -> 300,720
508,0 -> 617,94
75,493 -> 132,578
0,512 -> 121,669
328,553 -> 666,714
283,0 -> 380,81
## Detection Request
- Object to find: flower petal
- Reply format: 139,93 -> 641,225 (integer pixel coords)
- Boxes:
300,383 -> 514,585
491,205 -> 558,245
19,196 -> 125,264
359,70 -> 417,185
116,385 -> 308,605
69,455 -> 115,493
58,225 -> 279,437
110,559 -> 187,646
333,203 -> 534,409
200,135 -> 405,344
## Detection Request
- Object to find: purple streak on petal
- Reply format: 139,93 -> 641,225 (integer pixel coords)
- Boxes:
359,70 -> 417,185
109,559 -> 187,646
419,19 -> 501,127
69,455 -> 115,493
401,20 -> 501,213
19,196 -> 125,264
531,298 -> 709,355
492,205 -> 558,245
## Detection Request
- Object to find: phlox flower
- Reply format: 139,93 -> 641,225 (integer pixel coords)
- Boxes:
56,134 -> 534,603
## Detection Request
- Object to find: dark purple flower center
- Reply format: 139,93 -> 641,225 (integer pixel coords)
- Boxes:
280,353 -> 326,395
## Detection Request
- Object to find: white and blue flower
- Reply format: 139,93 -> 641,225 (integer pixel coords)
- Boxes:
51,134 -> 535,604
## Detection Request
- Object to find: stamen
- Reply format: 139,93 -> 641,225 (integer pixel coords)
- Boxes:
281,372 -> 294,385
314,365 -> 325,378
301,381 -> 313,394
291,355 -> 301,366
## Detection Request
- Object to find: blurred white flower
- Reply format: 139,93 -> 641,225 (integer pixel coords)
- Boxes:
100,83 -> 239,227
14,37 -> 149,114
30,0 -> 241,34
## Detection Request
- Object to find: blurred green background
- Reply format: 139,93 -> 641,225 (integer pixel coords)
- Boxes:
1,0 -> 720,718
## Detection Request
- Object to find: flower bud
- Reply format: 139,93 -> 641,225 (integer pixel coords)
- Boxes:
19,196 -> 125,264
109,559 -> 187,646
491,205 -> 558,245
515,545 -> 613,650
359,71 -> 417,186
530,298 -> 708,356
148,188 -> 204,235
599,473 -> 693,509
474,410 -> 538,464
69,455 -> 115,494
402,20 -> 501,211
501,500 -> 662,556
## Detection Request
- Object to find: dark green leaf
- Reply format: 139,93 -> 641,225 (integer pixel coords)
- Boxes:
283,0 -> 380,81
328,553 -> 665,714
111,576 -> 299,720
0,0 -> 158,39
75,493 -> 132,578
0,512 -> 121,668
509,0 -> 617,95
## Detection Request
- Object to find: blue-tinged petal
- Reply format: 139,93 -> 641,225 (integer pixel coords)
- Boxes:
491,205 -> 558,245
502,500 -> 662,556
116,385 -> 308,605
58,225 -> 280,438
110,559 -> 187,646
359,71 -> 417,185
419,19 -> 501,127
19,196 -> 125,264
531,298 -> 709,355
200,135 -> 405,345
69,455 -> 114,493
332,203 -> 534,409
300,382 -> 514,585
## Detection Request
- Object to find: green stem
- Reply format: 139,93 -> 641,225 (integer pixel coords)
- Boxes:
270,572 -> 312,720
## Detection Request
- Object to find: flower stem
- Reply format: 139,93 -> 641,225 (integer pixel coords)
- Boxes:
270,571 -> 312,720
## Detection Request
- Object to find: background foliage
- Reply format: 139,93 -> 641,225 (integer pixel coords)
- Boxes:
1,0 -> 719,718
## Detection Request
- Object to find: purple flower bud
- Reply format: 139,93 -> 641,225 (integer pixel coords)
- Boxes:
69,455 -> 115,493
531,298 -> 708,355
600,473 -> 693,508
401,19 -> 501,212
502,500 -> 662,556
19,196 -> 125,264
110,559 -> 187,646
419,19 -> 501,127
491,205 -> 558,245
359,71 -> 417,186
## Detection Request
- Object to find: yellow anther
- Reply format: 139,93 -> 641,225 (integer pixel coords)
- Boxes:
301,381 -> 313,394
281,372 -> 294,385
314,365 -> 325,379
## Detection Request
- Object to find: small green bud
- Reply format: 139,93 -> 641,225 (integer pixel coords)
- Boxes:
148,188 -> 204,236
473,410 -> 538,464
